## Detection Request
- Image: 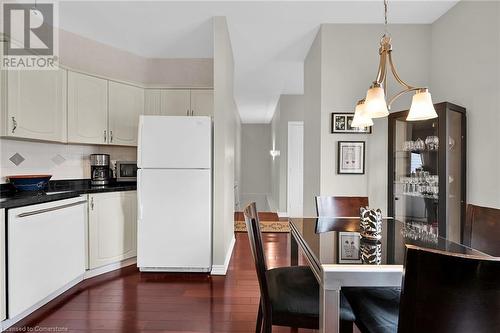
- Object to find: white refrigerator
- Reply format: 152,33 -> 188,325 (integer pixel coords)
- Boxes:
137,115 -> 212,272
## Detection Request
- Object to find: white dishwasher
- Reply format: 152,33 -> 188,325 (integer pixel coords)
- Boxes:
8,197 -> 87,318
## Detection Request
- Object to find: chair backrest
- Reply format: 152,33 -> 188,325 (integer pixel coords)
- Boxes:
243,203 -> 271,313
398,245 -> 500,333
463,204 -> 500,256
315,196 -> 369,217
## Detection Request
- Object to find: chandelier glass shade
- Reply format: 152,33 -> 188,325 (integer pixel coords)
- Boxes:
351,99 -> 374,128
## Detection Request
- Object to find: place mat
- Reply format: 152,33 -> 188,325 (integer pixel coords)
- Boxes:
234,220 -> 290,233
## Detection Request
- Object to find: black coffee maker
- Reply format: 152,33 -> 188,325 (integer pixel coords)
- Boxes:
90,154 -> 111,186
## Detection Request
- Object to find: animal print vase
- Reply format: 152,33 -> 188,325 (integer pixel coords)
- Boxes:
360,239 -> 382,265
360,207 -> 382,240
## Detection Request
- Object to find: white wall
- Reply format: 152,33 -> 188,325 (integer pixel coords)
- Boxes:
0,138 -> 136,182
321,24 -> 431,215
303,31 -> 323,216
270,94 -> 304,213
212,16 -> 240,273
60,29 -> 213,88
240,124 -> 271,211
430,1 -> 500,209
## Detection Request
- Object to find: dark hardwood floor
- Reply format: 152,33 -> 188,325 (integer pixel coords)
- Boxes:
8,233 -> 316,332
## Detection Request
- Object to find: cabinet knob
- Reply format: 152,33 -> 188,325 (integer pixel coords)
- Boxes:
90,197 -> 94,210
110,130 -> 113,143
11,116 -> 17,134
104,130 -> 107,142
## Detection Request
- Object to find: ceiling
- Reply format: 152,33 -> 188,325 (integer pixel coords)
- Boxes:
58,1 -> 458,123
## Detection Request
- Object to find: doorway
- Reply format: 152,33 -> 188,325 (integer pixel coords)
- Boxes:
287,121 -> 304,217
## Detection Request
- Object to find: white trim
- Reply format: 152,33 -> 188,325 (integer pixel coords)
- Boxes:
1,258 -> 137,331
211,236 -> 236,275
277,211 -> 288,218
84,257 -> 136,279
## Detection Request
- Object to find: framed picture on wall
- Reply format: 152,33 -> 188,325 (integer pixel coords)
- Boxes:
331,113 -> 372,134
338,141 -> 365,174
338,232 -> 362,264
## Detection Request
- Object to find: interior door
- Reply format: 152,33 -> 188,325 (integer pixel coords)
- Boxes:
137,169 -> 211,270
287,122 -> 304,217
67,72 -> 108,144
7,68 -> 67,142
108,81 -> 144,146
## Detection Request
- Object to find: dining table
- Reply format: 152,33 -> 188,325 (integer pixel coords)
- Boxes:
288,217 -> 489,333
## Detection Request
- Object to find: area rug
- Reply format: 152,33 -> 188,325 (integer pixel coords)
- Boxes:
234,212 -> 290,233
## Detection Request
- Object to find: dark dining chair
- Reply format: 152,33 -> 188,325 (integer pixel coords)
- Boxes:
243,202 -> 355,333
343,245 -> 500,333
463,204 -> 500,256
315,196 -> 369,217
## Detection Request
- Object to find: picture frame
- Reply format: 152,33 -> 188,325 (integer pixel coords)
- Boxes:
338,141 -> 365,174
338,232 -> 362,264
331,113 -> 372,134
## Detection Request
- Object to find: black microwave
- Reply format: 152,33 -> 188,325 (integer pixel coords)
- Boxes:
116,161 -> 137,182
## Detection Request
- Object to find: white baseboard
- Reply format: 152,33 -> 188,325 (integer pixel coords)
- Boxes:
277,211 -> 288,218
211,236 -> 236,275
84,257 -> 136,279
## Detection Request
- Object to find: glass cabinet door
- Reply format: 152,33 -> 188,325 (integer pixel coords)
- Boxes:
393,116 -> 440,237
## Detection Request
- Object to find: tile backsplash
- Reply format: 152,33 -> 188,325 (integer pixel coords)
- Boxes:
0,138 -> 136,182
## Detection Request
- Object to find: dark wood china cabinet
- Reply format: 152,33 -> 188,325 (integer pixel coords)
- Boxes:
388,102 -> 466,244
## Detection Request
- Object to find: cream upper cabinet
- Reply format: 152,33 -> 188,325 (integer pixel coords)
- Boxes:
144,89 -> 162,115
190,90 -> 214,116
108,81 -> 144,146
88,191 -> 137,269
67,72 -> 108,144
6,68 -> 67,142
160,90 -> 191,116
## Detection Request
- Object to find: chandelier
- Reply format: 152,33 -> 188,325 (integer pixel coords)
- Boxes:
351,0 -> 438,128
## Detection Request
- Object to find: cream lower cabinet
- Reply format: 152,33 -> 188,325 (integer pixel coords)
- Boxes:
67,72 -> 108,144
109,82 -> 144,146
4,68 -> 67,142
88,191 -> 137,269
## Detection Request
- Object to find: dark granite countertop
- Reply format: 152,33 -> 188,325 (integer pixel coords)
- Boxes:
0,179 -> 136,209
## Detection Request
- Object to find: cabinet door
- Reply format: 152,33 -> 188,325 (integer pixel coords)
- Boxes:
144,89 -> 162,115
67,72 -> 108,144
7,68 -> 67,142
160,90 -> 190,116
190,90 -> 214,116
109,82 -> 144,146
88,191 -> 137,269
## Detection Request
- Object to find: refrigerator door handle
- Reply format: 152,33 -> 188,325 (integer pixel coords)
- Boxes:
137,170 -> 143,220
137,116 -> 143,168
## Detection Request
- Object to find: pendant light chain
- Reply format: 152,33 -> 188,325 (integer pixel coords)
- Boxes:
384,0 -> 389,36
